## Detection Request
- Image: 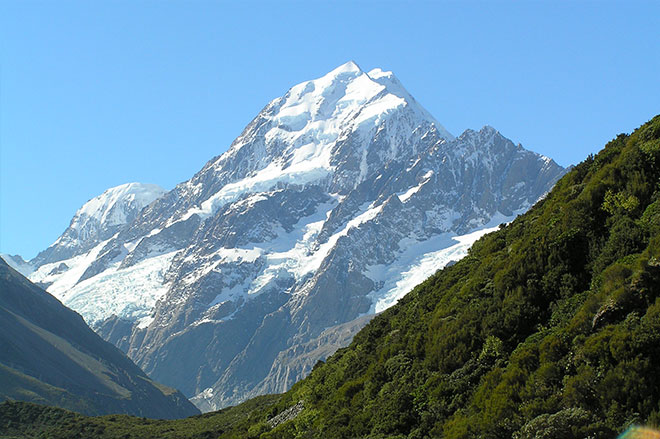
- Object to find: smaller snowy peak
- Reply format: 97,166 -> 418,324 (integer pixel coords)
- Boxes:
32,183 -> 166,267
75,183 -> 166,228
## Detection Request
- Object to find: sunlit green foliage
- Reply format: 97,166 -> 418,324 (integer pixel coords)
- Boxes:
0,395 -> 280,439
261,115 -> 660,438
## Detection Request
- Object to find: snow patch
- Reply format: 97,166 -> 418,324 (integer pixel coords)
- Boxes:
367,227 -> 498,313
247,201 -> 336,294
30,239 -> 114,297
398,170 -> 434,202
34,249 -> 178,326
366,208 -> 527,314
137,315 -> 154,329
181,162 -> 331,221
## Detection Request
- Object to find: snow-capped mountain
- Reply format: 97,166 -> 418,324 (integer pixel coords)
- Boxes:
25,61 -> 566,411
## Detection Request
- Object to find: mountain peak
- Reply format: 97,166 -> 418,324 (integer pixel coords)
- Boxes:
75,182 -> 166,228
31,182 -> 166,266
309,61 -> 364,88
458,125 -> 500,141
330,60 -> 362,75
480,125 -> 498,134
192,63 -> 456,221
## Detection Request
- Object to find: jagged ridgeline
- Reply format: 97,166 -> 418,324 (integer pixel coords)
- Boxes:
2,115 -> 659,438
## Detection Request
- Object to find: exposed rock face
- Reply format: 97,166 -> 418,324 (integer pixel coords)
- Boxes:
26,62 -> 566,410
267,401 -> 305,428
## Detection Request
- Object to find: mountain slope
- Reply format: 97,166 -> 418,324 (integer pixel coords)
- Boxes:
0,396 -> 280,439
2,115 -> 656,439
0,253 -> 33,277
26,62 -> 565,410
0,258 -> 199,419
257,114 -> 660,438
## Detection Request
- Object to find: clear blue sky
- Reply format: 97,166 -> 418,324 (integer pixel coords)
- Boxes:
1,0 -> 658,260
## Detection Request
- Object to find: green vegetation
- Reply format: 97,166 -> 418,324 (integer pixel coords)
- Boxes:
2,115 -> 659,438
0,395 -> 279,439
262,115 -> 660,438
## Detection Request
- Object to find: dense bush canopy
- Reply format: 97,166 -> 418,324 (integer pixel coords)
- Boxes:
263,115 -> 660,438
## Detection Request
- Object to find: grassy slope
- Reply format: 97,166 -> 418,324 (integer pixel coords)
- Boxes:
0,396 -> 279,439
2,115 -> 659,438
0,364 -> 94,416
0,260 -> 200,419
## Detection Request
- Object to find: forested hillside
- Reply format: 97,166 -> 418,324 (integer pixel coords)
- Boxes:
2,115 -> 659,438
263,114 -> 660,438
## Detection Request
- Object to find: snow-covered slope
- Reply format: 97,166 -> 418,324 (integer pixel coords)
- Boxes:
27,62 -> 566,411
28,182 -> 167,322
